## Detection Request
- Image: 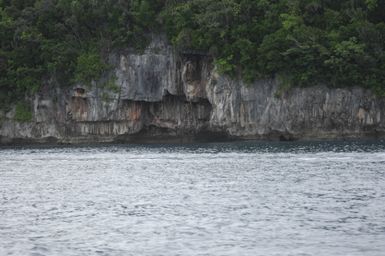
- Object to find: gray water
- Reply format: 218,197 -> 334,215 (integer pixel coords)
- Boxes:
1,140 -> 385,256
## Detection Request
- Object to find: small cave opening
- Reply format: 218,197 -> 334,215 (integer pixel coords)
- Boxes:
74,88 -> 86,97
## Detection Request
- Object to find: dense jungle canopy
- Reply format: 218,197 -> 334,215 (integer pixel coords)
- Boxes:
1,0 -> 385,108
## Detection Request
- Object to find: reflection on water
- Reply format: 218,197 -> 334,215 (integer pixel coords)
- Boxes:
1,140 -> 385,256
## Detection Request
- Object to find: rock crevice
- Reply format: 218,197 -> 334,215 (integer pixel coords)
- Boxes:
1,36 -> 385,144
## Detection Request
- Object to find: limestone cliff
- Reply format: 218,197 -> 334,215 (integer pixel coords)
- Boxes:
1,36 -> 384,144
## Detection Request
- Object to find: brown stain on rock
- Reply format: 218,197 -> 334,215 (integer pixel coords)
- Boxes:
71,97 -> 88,121
128,101 -> 143,121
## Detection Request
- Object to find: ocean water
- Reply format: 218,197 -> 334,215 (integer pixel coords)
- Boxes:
1,140 -> 385,256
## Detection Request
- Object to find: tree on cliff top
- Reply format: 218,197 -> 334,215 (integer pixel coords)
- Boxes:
1,0 -> 385,109
162,0 -> 385,92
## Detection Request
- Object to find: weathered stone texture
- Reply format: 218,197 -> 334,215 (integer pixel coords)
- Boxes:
1,36 -> 384,144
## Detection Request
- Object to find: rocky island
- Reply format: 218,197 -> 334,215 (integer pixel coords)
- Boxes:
1,0 -> 384,144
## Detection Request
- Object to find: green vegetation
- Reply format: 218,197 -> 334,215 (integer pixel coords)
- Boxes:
162,0 -> 385,93
103,76 -> 120,93
74,48 -> 108,86
14,101 -> 32,121
0,0 -> 162,107
1,0 -> 385,110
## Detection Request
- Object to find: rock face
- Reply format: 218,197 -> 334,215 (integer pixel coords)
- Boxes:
1,36 -> 385,144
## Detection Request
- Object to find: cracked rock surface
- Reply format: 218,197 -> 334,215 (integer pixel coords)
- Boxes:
1,36 -> 385,144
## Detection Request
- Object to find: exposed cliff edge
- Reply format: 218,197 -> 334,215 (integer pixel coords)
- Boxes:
1,36 -> 385,144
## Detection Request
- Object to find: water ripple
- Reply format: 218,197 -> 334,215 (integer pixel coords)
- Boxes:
1,141 -> 385,255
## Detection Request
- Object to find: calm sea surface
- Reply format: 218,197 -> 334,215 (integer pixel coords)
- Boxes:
1,140 -> 385,256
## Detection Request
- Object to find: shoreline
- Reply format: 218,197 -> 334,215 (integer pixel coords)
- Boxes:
1,132 -> 385,147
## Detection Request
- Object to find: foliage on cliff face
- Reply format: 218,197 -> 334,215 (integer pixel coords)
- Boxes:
1,0 -> 385,109
0,0 -> 162,108
162,0 -> 385,92
14,101 -> 32,121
